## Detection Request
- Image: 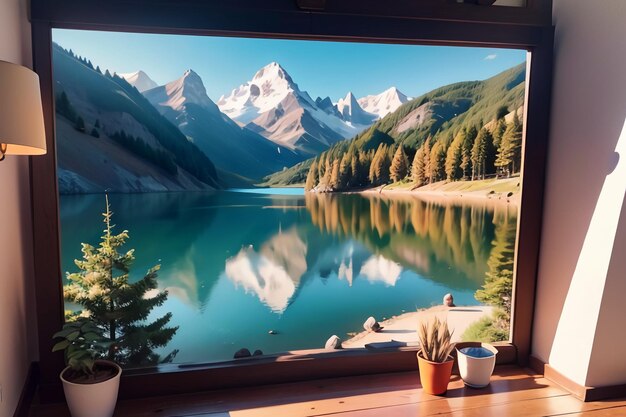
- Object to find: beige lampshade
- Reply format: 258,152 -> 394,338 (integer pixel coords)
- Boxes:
0,60 -> 47,156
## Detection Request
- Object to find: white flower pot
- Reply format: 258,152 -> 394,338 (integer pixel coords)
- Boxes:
60,360 -> 121,417
456,344 -> 497,388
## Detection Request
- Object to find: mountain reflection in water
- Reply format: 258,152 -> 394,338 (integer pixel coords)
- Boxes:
59,189 -> 517,363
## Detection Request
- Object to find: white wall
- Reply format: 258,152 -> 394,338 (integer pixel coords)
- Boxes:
0,0 -> 39,416
533,0 -> 626,388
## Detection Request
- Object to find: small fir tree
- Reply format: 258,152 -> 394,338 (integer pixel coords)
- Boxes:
445,132 -> 463,181
75,116 -> 86,133
423,136 -> 432,184
411,147 -> 426,187
64,196 -> 179,367
430,142 -> 447,183
305,160 -> 318,192
329,159 -> 340,190
390,145 -> 409,182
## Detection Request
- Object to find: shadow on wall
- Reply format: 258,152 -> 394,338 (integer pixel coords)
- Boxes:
532,0 -> 626,388
547,116 -> 626,387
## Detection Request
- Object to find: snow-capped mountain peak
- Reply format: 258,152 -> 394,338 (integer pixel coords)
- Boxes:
143,69 -> 218,113
357,86 -> 410,119
118,70 -> 158,92
217,62 -> 307,126
336,91 -> 376,125
216,63 -> 364,154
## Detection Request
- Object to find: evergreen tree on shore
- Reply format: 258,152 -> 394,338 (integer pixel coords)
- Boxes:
445,131 -> 463,181
430,141 -> 447,183
412,147 -> 426,187
390,145 -> 409,182
423,136 -> 432,184
495,113 -> 522,177
471,128 -> 494,180
305,160 -> 318,191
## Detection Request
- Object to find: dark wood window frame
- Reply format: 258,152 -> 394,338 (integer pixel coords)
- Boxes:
28,0 -> 554,402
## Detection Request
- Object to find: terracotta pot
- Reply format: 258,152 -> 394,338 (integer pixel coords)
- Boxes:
417,353 -> 454,395
60,360 -> 121,417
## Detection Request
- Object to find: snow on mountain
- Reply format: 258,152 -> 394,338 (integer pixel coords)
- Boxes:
143,69 -> 219,113
336,91 -> 377,126
357,87 -> 409,119
143,69 -> 302,180
217,62 -> 363,155
118,70 -> 158,92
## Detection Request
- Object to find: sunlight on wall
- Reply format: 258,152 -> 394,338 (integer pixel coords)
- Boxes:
548,116 -> 626,386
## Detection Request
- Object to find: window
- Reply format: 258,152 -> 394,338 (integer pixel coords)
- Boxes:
30,0 -> 552,398
52,29 -> 526,368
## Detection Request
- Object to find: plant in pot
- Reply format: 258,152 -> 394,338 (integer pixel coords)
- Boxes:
417,317 -> 455,395
53,318 -> 121,417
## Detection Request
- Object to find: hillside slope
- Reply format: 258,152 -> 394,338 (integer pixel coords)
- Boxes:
53,43 -> 220,193
264,63 -> 526,186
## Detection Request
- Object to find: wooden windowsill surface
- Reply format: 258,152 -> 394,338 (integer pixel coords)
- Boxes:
29,365 -> 626,416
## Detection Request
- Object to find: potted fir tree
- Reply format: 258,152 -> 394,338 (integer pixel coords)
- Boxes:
53,196 -> 179,416
53,318 -> 121,417
416,317 -> 455,395
62,196 -> 179,367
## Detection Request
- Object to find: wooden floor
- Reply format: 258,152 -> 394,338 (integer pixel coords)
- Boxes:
30,366 -> 626,417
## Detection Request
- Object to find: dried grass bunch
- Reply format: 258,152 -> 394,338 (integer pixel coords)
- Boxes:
418,317 -> 454,363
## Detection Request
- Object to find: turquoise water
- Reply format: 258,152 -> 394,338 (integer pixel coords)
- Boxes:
59,189 -> 517,365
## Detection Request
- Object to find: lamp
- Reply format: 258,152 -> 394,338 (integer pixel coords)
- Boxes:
0,60 -> 47,161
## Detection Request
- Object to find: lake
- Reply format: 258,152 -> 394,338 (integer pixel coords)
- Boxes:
59,189 -> 517,365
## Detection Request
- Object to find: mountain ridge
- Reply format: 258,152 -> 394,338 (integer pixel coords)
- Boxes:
144,69 -> 303,181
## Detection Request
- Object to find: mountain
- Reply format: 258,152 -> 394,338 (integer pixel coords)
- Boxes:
118,70 -> 158,92
336,92 -> 377,126
217,62 -> 363,157
357,87 -> 409,119
264,63 -> 526,186
52,43 -> 219,194
143,69 -> 302,180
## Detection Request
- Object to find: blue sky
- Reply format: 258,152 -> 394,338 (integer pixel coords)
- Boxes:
53,29 -> 526,103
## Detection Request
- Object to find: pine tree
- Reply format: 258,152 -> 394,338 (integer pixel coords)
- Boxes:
90,127 -> 100,138
350,153 -> 359,187
56,91 -> 77,123
305,160 -> 318,191
329,159 -> 340,190
495,115 -> 522,177
492,118 -> 506,149
461,126 -> 477,179
320,157 -> 332,188
411,147 -> 426,187
338,152 -> 352,190
317,154 -> 326,181
445,132 -> 463,181
471,128 -> 492,180
423,136 -> 432,184
75,116 -> 86,133
64,196 -> 178,367
474,212 -> 516,340
358,151 -> 370,186
430,142 -> 447,183
496,105 -> 509,121
390,145 -> 409,182
508,113 -> 523,174
369,147 -> 382,185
